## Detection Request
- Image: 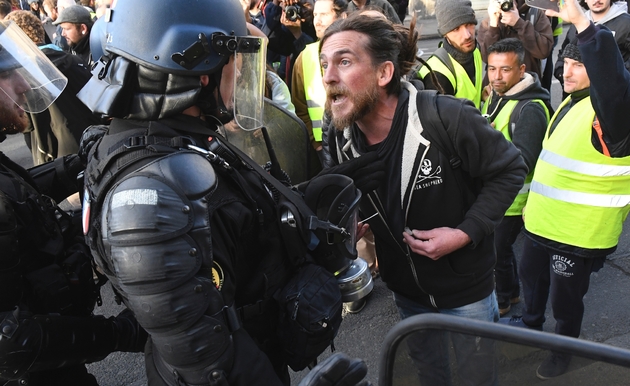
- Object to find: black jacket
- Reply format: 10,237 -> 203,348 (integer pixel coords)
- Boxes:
483,72 -> 551,172
323,82 -> 527,308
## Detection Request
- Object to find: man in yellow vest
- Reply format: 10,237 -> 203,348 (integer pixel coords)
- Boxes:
500,0 -> 630,379
292,0 -> 347,171
417,0 -> 484,108
481,38 -> 550,317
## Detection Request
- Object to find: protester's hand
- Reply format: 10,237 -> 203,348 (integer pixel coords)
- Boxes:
318,151 -> 386,194
403,227 -> 471,260
482,84 -> 492,101
500,1 -> 520,27
240,0 -> 249,13
488,0 -> 502,27
546,0 -> 590,33
298,352 -> 370,386
357,222 -> 370,241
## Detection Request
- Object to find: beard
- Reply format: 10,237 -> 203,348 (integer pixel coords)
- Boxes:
0,101 -> 29,135
324,81 -> 380,130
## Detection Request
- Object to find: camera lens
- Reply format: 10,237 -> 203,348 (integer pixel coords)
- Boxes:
500,0 -> 513,11
285,5 -> 299,21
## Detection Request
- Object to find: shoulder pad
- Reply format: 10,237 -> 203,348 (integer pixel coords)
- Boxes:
138,151 -> 217,197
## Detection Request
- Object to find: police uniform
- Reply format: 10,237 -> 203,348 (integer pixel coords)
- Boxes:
83,116 -> 295,385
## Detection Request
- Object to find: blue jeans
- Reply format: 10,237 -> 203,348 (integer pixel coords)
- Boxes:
393,292 -> 499,386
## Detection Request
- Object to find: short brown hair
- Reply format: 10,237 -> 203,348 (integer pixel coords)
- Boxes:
5,10 -> 46,44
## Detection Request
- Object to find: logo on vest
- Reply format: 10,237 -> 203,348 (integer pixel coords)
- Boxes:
414,159 -> 443,190
552,254 -> 574,277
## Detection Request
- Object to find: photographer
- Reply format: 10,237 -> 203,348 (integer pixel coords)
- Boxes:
478,0 -> 553,80
265,0 -> 316,89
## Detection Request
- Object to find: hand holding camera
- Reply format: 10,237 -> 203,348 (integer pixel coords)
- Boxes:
280,0 -> 304,38
488,0 -> 519,27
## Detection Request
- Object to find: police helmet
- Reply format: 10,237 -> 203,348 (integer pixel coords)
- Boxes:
80,0 -> 265,128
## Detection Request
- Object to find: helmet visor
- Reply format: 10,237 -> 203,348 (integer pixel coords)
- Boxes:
232,36 -> 266,131
0,21 -> 67,113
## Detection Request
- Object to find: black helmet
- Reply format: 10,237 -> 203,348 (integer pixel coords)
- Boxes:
103,0 -> 248,76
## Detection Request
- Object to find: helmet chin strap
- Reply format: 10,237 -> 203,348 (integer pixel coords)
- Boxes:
212,65 -> 235,124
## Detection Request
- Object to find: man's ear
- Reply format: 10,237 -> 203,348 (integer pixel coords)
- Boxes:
377,61 -> 395,88
200,75 -> 210,87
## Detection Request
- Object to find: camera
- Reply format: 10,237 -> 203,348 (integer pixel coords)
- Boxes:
284,3 -> 302,22
499,0 -> 513,11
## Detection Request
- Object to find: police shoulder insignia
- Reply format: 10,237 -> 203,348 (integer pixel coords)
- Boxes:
212,261 -> 224,290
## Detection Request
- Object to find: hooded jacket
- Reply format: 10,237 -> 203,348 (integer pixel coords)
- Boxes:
477,0 -> 554,80
483,72 -> 551,172
323,81 -> 527,308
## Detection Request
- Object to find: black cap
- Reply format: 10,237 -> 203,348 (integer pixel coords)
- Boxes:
561,43 -> 582,63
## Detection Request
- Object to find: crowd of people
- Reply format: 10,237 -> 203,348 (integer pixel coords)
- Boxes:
0,0 -> 629,385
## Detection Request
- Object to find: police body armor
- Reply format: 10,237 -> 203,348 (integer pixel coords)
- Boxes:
82,113 -> 367,384
0,154 -> 110,384
83,117 -> 307,385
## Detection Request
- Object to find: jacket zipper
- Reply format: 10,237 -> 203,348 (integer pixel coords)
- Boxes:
367,191 -> 436,307
340,135 -> 438,307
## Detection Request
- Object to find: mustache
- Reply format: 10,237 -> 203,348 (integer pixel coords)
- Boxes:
325,85 -> 349,98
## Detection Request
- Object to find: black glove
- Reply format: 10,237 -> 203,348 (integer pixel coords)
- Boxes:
79,125 -> 108,166
317,151 -> 385,194
110,308 -> 148,353
298,353 -> 370,386
64,154 -> 83,182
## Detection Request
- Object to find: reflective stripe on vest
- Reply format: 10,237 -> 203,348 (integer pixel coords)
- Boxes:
418,48 -> 483,108
302,43 -> 325,141
482,97 -> 549,216
525,96 -> 630,249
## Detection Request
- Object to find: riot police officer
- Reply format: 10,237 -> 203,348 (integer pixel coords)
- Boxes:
78,0 -> 361,384
0,20 -> 146,386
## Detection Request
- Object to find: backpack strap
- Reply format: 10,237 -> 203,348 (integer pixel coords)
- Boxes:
415,90 -> 478,207
416,90 -> 461,169
433,46 -> 456,78
507,100 -> 531,140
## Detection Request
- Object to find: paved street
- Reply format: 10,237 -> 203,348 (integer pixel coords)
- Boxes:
1,13 -> 630,386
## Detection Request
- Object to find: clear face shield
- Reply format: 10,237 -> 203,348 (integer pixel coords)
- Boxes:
0,21 -> 67,113
219,35 -> 266,131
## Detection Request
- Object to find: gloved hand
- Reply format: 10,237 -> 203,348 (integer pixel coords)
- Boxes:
317,152 -> 385,194
298,353 -> 370,386
63,154 -> 84,182
110,308 -> 148,353
79,125 -> 108,166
